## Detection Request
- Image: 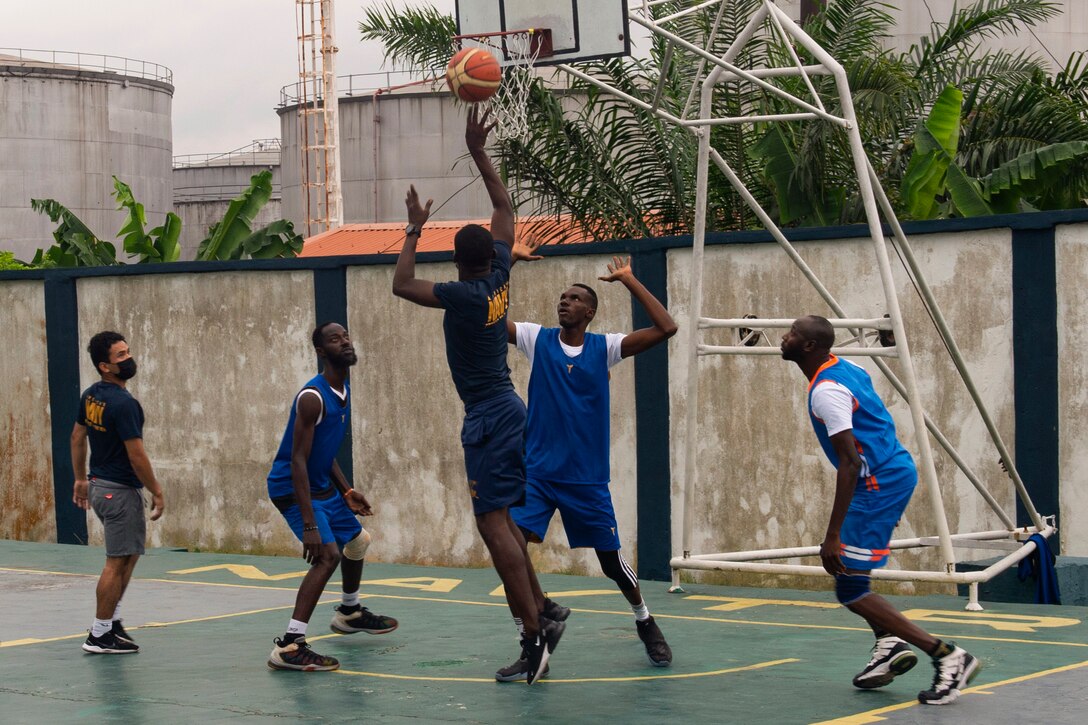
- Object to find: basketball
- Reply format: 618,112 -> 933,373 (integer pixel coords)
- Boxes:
446,47 -> 501,103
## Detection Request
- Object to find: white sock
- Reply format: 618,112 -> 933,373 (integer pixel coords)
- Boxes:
632,600 -> 650,622
112,600 -> 122,622
91,618 -> 111,637
342,591 -> 360,608
286,619 -> 308,637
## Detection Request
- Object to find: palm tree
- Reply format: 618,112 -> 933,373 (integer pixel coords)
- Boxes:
359,0 -> 1087,238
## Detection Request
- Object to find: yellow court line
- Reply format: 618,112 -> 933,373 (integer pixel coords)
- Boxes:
0,598 -> 341,649
336,657 -> 801,684
4,567 -> 1085,649
809,659 -> 1088,725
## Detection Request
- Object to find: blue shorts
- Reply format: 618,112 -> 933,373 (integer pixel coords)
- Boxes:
513,477 -> 621,551
280,494 -> 362,547
461,392 -> 527,516
840,466 -> 917,571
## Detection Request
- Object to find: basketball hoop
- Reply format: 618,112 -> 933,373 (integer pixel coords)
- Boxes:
452,28 -> 553,141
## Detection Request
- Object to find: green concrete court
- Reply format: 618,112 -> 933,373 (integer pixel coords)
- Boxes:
2,540 -> 1086,724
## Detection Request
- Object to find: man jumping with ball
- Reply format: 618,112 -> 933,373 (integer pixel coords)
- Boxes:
393,106 -> 563,685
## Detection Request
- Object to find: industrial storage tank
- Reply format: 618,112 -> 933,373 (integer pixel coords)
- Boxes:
0,48 -> 173,263
173,140 -> 282,260
277,73 -> 496,236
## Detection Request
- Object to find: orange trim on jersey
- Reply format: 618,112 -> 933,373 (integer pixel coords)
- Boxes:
806,354 -> 840,392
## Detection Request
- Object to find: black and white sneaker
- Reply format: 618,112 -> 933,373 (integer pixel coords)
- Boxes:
918,645 -> 980,705
541,597 -> 570,622
852,636 -> 917,689
110,620 -> 136,645
524,618 -> 566,685
636,616 -> 672,667
330,604 -> 399,635
82,631 -> 139,654
495,645 -> 549,682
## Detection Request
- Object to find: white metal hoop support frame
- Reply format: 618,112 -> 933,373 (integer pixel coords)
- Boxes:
541,1 -> 1055,609
452,28 -> 554,141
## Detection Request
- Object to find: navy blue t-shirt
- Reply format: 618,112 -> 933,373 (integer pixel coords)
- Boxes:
432,239 -> 515,407
77,381 -> 144,487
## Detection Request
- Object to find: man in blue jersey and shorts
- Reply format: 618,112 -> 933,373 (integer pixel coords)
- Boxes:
393,107 -> 562,685
72,330 -> 165,654
266,322 -> 397,672
498,256 -> 678,678
781,315 -> 980,705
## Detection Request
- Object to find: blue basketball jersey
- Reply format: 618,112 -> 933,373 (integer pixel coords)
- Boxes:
267,374 -> 350,498
525,328 -> 611,483
807,355 -> 915,479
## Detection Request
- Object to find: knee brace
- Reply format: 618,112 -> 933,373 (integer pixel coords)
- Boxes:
597,550 -> 639,591
835,573 -> 872,606
342,528 -> 371,561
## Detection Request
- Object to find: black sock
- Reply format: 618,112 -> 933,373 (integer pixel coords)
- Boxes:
873,629 -> 892,640
927,640 -> 953,658
283,632 -> 304,644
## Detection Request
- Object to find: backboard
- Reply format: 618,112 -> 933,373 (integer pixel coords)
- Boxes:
454,0 -> 630,67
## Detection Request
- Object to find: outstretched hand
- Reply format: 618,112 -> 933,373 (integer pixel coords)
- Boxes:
599,255 -> 634,283
343,489 -> 373,517
405,185 -> 433,228
466,105 -> 497,152
512,234 -> 545,263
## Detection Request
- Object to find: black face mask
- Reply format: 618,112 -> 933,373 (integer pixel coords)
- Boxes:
115,358 -> 137,380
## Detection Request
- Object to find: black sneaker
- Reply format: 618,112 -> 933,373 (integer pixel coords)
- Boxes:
495,645 -> 550,682
636,616 -> 672,667
541,597 -> 571,622
82,631 -> 139,654
267,636 -> 339,671
852,636 -> 917,689
918,645 -> 980,705
110,620 -> 136,645
524,618 -> 566,685
330,604 -> 399,635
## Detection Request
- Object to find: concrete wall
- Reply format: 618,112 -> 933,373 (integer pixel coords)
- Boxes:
0,65 -> 173,263
2,215 -> 1085,581
883,0 -> 1085,70
1057,223 -> 1088,556
0,281 -> 53,541
74,270 -> 315,554
172,164 -> 282,260
667,230 -> 1017,590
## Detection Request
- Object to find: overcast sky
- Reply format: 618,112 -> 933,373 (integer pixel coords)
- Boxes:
3,0 -> 457,156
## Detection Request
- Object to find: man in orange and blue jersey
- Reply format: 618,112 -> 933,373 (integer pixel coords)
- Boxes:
781,315 -> 979,706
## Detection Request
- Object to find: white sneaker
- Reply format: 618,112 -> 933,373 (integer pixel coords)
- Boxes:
918,645 -> 980,705
852,636 -> 917,689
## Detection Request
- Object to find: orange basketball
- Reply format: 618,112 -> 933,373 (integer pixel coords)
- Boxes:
446,47 -> 502,103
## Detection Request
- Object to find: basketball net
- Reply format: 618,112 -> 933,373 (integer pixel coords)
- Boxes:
456,29 -> 551,142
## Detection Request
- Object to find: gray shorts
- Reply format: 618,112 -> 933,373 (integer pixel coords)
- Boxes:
90,478 -> 146,557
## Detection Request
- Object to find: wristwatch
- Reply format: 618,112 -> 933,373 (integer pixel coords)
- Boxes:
405,223 -> 422,237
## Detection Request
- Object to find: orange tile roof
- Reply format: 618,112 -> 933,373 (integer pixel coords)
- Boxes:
299,217 -> 591,257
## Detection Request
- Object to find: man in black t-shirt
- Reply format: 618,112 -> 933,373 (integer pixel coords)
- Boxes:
71,330 -> 165,655
393,107 -> 563,685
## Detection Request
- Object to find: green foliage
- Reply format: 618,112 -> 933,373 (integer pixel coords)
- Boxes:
361,0 -> 1086,234
0,250 -> 30,270
113,176 -> 182,263
28,198 -> 118,267
196,171 -> 303,261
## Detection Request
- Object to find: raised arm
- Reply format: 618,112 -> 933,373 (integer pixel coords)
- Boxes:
599,256 -> 678,358
466,107 -> 515,250
392,185 -> 442,307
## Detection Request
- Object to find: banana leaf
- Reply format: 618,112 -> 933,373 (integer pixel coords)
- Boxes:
900,85 -> 963,219
197,171 -> 274,261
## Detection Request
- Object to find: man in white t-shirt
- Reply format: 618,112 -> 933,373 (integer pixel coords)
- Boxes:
781,315 -> 980,705
496,256 -> 678,681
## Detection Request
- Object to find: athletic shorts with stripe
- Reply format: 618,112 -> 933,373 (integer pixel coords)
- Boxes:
513,478 -> 621,551
840,465 -> 917,570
